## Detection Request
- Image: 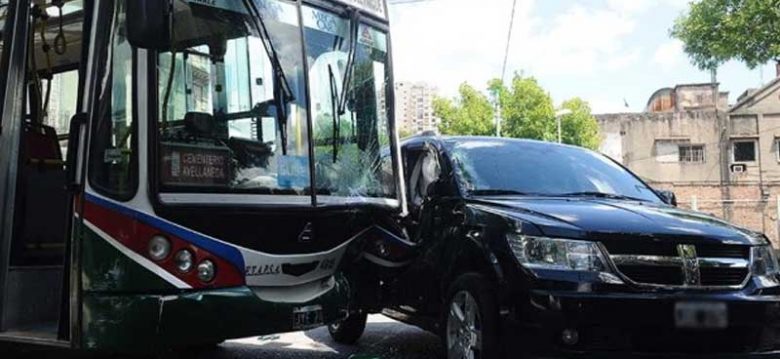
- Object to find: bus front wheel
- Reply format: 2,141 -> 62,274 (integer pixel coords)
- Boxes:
328,312 -> 368,345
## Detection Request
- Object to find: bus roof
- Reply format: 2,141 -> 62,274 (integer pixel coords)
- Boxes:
188,0 -> 388,21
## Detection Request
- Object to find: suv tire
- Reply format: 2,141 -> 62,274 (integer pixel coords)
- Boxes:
444,273 -> 500,359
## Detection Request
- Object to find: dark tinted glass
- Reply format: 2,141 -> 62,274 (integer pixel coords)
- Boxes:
733,141 -> 756,162
445,138 -> 661,202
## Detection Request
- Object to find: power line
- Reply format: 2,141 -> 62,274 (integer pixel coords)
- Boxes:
495,0 -> 518,137
501,0 -> 518,83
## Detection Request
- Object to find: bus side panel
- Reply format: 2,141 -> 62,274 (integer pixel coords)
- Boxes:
80,276 -> 350,351
80,224 -> 175,292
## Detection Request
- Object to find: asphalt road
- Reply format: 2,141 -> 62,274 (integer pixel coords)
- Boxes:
5,315 -> 444,359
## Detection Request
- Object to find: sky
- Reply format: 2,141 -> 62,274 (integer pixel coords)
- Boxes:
387,0 -> 778,114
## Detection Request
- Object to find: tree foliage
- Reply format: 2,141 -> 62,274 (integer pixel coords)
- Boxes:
559,98 -> 601,150
435,83 -> 495,136
671,0 -> 780,70
489,76 -> 556,142
434,74 -> 601,150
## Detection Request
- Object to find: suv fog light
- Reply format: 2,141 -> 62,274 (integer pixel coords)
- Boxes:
197,260 -> 216,283
561,329 -> 579,346
148,236 -> 171,262
174,250 -> 194,273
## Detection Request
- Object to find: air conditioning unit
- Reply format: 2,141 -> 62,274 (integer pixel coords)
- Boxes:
730,164 -> 747,173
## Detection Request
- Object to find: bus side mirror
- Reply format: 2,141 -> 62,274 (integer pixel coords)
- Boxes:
126,0 -> 172,50
657,190 -> 678,207
66,113 -> 88,192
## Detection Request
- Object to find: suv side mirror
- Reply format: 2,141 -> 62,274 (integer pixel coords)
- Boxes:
127,0 -> 172,50
657,190 -> 677,207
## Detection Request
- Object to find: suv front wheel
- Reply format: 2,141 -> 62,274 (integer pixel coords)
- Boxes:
444,273 -> 499,359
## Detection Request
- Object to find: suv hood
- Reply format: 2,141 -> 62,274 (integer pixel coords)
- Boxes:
471,197 -> 762,245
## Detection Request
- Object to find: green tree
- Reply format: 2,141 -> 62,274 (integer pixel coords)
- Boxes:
489,75 -> 555,141
435,83 -> 495,136
559,98 -> 601,150
671,0 -> 780,70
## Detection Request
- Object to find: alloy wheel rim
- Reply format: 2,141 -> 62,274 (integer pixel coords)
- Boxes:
446,290 -> 482,359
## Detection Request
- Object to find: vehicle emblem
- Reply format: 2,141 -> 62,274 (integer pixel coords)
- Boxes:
677,244 -> 701,286
298,222 -> 315,243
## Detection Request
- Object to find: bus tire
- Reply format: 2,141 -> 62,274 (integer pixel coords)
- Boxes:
328,312 -> 368,345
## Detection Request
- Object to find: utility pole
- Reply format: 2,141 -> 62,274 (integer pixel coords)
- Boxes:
496,0 -> 517,138
555,109 -> 572,143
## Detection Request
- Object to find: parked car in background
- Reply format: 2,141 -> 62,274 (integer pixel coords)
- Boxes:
329,135 -> 780,358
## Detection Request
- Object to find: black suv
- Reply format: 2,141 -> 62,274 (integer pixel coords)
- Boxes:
329,135 -> 780,358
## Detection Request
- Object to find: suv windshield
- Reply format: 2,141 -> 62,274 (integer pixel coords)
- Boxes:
446,138 -> 662,203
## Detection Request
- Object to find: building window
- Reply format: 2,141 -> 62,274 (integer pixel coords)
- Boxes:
776,139 -> 780,162
733,140 -> 756,162
679,145 -> 705,163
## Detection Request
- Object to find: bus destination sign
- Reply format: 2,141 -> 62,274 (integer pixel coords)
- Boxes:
161,143 -> 231,187
333,0 -> 387,20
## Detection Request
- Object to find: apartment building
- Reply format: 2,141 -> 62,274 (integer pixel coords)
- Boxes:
394,81 -> 438,136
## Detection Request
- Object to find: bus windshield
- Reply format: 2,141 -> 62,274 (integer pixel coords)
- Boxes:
156,0 -> 397,204
303,6 -> 395,202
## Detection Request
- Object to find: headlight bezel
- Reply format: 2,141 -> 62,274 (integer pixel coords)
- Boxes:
751,245 -> 780,277
506,233 -> 623,284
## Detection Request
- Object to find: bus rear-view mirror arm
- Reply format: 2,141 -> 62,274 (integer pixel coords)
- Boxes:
65,112 -> 88,192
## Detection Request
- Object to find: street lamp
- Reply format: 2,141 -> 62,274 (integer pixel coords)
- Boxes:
555,109 -> 573,143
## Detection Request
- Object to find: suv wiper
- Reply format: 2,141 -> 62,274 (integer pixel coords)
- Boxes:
469,189 -> 542,196
559,191 -> 647,202
242,0 -> 295,155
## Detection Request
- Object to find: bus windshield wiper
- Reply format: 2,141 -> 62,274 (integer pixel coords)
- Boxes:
559,191 -> 647,202
336,9 -> 361,116
242,0 -> 295,155
328,64 -> 341,163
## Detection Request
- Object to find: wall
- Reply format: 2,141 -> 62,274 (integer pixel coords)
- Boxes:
597,110 -> 724,184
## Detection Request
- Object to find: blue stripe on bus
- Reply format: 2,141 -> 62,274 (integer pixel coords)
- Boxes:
84,193 -> 246,270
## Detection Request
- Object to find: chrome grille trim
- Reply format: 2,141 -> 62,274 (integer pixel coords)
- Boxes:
610,255 -> 749,269
604,244 -> 751,289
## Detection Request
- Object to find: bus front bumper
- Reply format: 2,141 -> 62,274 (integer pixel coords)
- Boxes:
80,274 -> 350,352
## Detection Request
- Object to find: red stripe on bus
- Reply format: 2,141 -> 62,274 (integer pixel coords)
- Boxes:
83,199 -> 244,289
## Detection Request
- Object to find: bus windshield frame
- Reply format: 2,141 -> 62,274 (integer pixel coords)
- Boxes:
150,0 -> 400,209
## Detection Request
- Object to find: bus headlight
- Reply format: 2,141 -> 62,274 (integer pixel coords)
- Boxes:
174,250 -> 194,273
197,260 -> 216,283
751,245 -> 780,276
507,234 -> 612,273
148,236 -> 171,261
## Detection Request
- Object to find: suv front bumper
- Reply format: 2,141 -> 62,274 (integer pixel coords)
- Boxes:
505,289 -> 780,357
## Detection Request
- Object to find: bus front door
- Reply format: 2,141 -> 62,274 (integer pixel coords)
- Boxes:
0,0 -> 89,347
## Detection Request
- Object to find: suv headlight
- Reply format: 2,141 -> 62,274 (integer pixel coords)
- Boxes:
507,234 -> 623,284
508,234 -> 610,271
751,245 -> 780,276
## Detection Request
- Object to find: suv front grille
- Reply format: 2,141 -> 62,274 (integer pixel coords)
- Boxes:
602,241 -> 751,288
